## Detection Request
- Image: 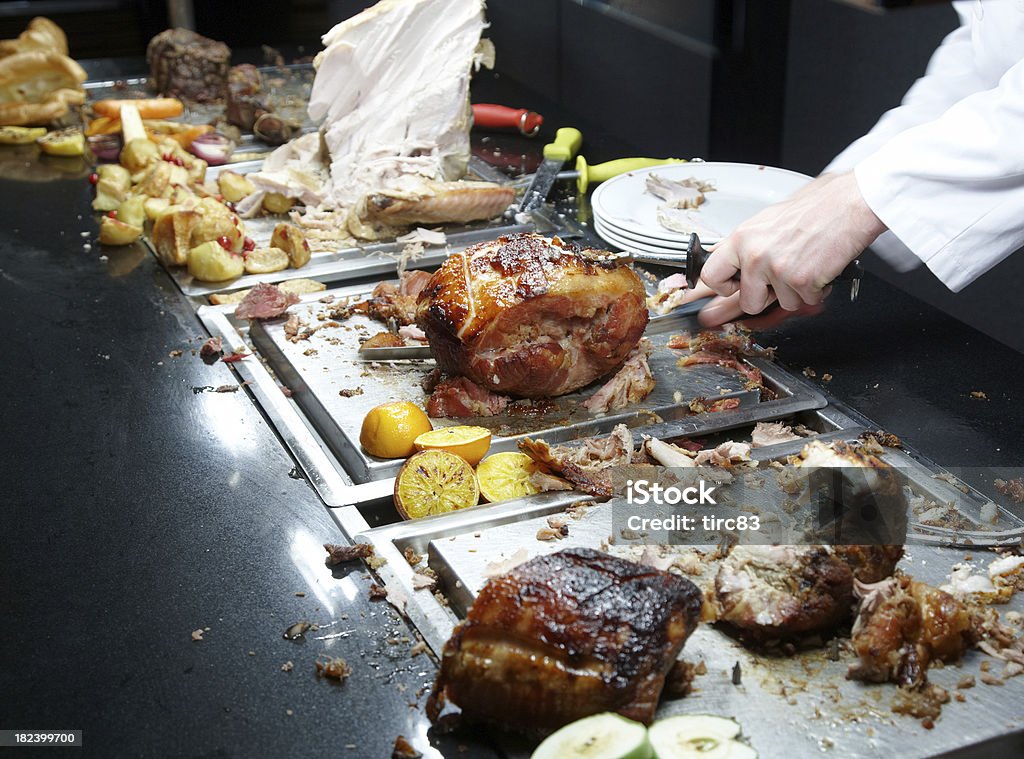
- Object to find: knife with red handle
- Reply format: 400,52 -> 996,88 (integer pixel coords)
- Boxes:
472,104 -> 543,136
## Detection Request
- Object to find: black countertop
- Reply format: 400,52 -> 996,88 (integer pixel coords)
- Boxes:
2,65 -> 1022,758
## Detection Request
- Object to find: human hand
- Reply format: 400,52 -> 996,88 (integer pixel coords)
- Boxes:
700,171 -> 884,314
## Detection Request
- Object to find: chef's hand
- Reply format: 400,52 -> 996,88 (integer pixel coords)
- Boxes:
682,281 -> 827,329
701,171 -> 885,314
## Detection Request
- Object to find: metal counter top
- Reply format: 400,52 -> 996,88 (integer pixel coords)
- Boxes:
1,62 -> 1022,759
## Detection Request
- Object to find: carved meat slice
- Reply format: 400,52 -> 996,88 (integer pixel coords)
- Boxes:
427,547 -> 703,732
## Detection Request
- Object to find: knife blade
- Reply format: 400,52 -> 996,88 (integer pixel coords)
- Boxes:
515,127 -> 583,215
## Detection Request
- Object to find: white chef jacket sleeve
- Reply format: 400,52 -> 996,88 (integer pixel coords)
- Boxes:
825,3 -> 990,175
854,53 -> 1024,292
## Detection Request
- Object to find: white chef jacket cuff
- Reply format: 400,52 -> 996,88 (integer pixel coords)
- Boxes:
854,160 -> 972,292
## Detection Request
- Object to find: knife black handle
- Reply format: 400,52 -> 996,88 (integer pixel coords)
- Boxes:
685,233 -> 863,287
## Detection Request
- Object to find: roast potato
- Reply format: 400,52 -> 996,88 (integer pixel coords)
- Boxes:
115,195 -> 146,228
98,216 -> 143,246
120,137 -> 159,172
262,191 -> 293,214
191,196 -> 243,251
143,197 -> 170,221
151,207 -> 198,266
217,170 -> 255,203
270,222 -> 310,268
188,240 -> 244,282
243,246 -> 289,275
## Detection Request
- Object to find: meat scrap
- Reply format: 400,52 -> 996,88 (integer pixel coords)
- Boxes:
315,655 -> 352,681
427,548 -> 703,731
519,424 -> 634,498
427,375 -> 510,418
234,282 -> 300,320
848,575 -> 974,688
995,478 -> 1024,504
583,339 -> 656,414
750,421 -> 801,448
677,330 -> 769,386
199,336 -> 223,364
648,274 -> 690,316
323,542 -> 374,566
359,331 -> 405,351
363,270 -> 433,326
391,735 -> 422,759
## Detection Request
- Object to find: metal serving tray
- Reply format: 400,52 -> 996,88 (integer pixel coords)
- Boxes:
352,406 -> 1024,758
198,281 -> 829,520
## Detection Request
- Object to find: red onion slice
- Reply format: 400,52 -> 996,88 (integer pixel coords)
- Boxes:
187,132 -> 236,166
88,133 -> 122,162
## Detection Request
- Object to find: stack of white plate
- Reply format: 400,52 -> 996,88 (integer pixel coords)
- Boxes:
590,162 -> 812,254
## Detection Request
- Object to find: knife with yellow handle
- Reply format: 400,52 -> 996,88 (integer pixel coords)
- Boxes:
513,156 -> 690,195
516,127 -> 584,215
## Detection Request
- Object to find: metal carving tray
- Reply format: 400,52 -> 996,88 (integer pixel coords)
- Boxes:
198,278 -> 830,511
351,406 -> 1024,758
155,158 -> 531,298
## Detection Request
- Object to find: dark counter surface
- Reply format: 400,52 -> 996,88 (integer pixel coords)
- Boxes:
2,66 -> 1023,759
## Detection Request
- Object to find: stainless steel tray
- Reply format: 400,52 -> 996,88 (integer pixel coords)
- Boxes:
353,406 -> 1024,758
198,280 -> 830,519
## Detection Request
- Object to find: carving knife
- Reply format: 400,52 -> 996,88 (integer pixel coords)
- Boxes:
512,155 -> 689,194
514,127 -> 583,216
472,104 -> 543,136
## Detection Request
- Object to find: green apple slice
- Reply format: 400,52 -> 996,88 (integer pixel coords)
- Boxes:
648,715 -> 756,759
532,713 -> 653,759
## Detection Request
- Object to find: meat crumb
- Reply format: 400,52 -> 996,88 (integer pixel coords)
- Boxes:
995,478 -> 1024,504
956,674 -> 975,689
169,349 -> 183,358
970,390 -> 988,400
803,367 -> 817,378
369,583 -> 388,600
536,525 -> 569,541
409,641 -> 428,658
339,387 -> 365,397
391,736 -> 422,759
403,547 -> 422,566
980,672 -> 1004,686
366,555 -> 388,570
199,336 -> 223,364
821,373 -> 832,382
315,656 -> 352,681
324,542 -> 374,566
280,385 -> 293,397
191,629 -> 204,641
281,661 -> 294,672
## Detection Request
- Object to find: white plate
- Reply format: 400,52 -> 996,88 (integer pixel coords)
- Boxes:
591,162 -> 811,243
594,217 -> 687,255
594,216 -> 691,251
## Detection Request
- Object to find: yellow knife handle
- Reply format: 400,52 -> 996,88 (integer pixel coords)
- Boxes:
543,127 -> 583,162
575,155 -> 687,194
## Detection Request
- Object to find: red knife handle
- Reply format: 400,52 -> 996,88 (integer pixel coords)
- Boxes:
472,104 -> 543,136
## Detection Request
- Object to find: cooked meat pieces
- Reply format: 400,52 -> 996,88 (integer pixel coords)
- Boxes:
678,331 -> 766,386
582,339 -> 656,414
426,375 -> 510,418
146,28 -> 230,103
426,547 -> 703,731
416,233 -> 649,398
233,282 -> 300,320
750,421 -> 801,448
358,181 -> 514,226
713,525 -> 903,642
519,424 -> 634,498
714,545 -> 855,641
645,173 -> 712,209
834,545 -> 904,584
359,269 -> 433,326
359,331 -> 405,351
848,575 -> 973,688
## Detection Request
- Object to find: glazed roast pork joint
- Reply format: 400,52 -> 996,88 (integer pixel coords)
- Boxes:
415,233 -> 650,399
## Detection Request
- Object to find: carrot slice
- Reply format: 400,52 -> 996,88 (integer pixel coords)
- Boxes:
93,98 -> 184,119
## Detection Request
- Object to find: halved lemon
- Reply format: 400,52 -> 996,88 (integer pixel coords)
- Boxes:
476,451 -> 545,504
359,401 -> 433,459
413,425 -> 492,466
394,450 -> 480,520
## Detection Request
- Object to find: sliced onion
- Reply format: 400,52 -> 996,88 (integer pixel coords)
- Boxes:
88,133 -> 122,162
187,132 -> 236,166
